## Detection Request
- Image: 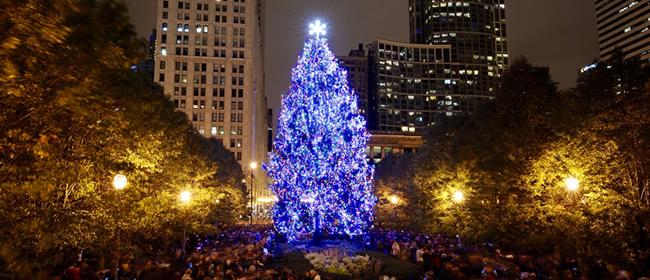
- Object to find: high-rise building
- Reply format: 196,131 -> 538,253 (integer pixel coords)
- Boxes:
409,0 -> 509,112
368,39 -> 456,132
595,0 -> 650,62
337,44 -> 370,118
132,29 -> 157,80
154,0 -> 268,196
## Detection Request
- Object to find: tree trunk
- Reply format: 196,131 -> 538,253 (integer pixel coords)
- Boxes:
312,211 -> 323,245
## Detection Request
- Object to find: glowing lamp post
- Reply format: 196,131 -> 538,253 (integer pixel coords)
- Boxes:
179,190 -> 192,255
179,190 -> 192,203
388,195 -> 400,205
248,162 -> 258,224
564,176 -> 579,192
452,190 -> 465,203
112,174 -> 127,190
110,173 -> 127,279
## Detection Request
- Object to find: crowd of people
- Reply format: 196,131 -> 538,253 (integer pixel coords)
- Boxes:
364,229 -> 645,279
59,227 -> 647,280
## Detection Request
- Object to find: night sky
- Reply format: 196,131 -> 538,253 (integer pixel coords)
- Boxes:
125,0 -> 599,116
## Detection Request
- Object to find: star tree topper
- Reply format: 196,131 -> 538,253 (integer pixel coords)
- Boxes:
308,20 -> 327,37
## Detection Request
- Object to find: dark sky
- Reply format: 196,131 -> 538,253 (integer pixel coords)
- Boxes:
126,0 -> 599,114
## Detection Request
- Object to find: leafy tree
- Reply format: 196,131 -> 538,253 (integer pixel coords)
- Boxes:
0,0 -> 245,277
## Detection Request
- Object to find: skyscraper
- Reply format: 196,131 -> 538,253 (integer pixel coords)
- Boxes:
409,0 -> 508,110
368,39 -> 455,132
364,1 -> 507,132
595,0 -> 649,62
154,0 -> 267,194
337,44 -> 370,118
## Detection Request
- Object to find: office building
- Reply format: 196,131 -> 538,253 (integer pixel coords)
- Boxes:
337,44 -> 370,117
409,0 -> 509,111
367,131 -> 424,163
154,0 -> 268,202
368,39 -> 457,132
595,0 -> 649,62
132,29 -> 157,80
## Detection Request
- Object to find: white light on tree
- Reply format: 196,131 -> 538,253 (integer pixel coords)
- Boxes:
308,20 -> 327,37
452,190 -> 465,203
112,174 -> 127,190
249,161 -> 258,170
180,190 -> 192,203
565,176 -> 579,192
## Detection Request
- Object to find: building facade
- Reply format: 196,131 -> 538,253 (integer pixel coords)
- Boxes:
337,44 -> 370,118
595,0 -> 650,62
368,39 -> 457,132
367,131 -> 424,163
154,0 -> 268,201
409,0 -> 509,112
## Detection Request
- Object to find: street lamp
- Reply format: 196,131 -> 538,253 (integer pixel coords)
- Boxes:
110,173 -> 127,279
388,195 -> 400,205
248,162 -> 257,224
452,190 -> 465,203
565,176 -> 579,192
179,190 -> 192,256
180,190 -> 192,203
112,174 -> 127,190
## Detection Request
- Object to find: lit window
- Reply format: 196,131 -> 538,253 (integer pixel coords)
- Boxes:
161,47 -> 167,56
162,23 -> 168,31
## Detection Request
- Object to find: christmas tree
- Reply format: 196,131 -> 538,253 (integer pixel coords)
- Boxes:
264,21 -> 376,241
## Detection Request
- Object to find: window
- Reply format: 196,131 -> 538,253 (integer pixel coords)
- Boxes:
163,0 -> 168,8
160,61 -> 166,69
161,47 -> 167,56
162,23 -> 168,32
159,73 -> 165,82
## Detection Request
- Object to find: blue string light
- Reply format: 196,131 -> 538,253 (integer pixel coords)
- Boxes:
263,30 -> 376,241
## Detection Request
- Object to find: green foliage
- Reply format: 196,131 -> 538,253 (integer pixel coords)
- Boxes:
0,0 -> 245,277
389,55 -> 650,269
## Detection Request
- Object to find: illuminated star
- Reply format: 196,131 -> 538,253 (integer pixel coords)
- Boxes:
309,20 -> 327,37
